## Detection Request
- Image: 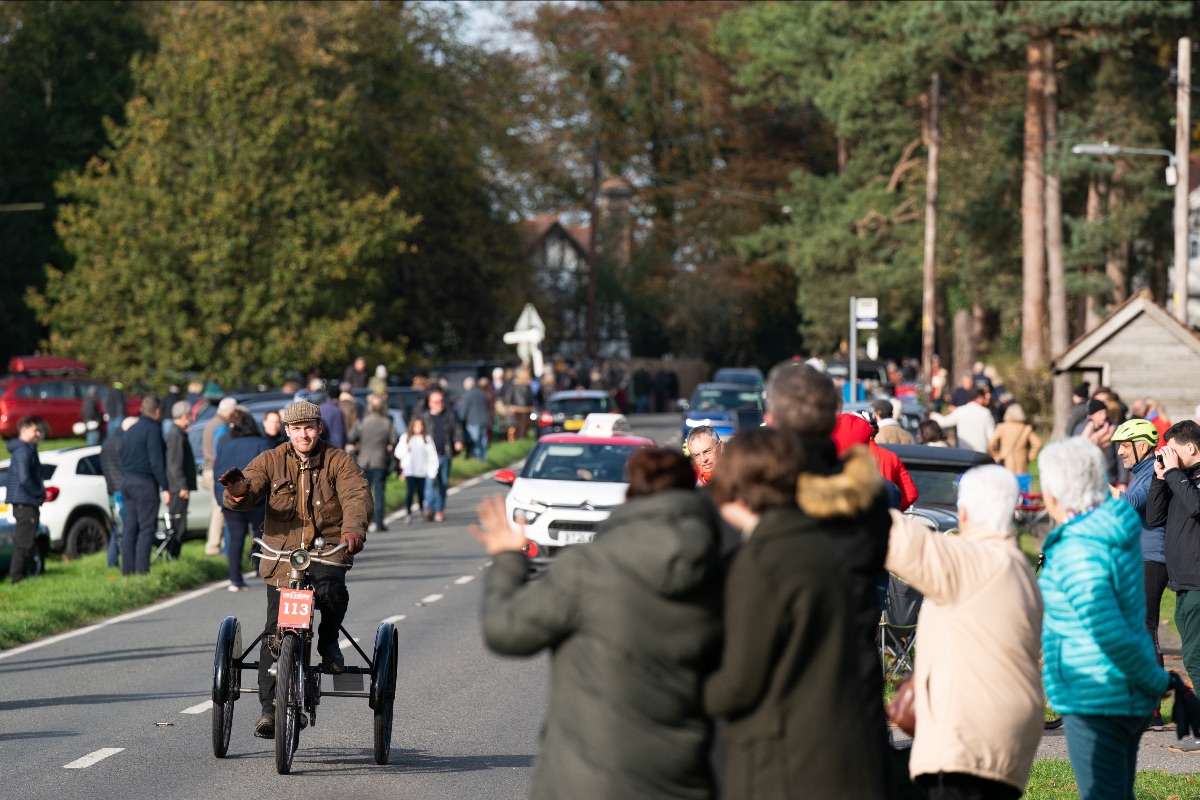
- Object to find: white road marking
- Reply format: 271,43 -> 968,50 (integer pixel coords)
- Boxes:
454,575 -> 475,585
64,748 -> 124,769
338,637 -> 361,650
181,700 -> 212,714
383,614 -> 407,624
420,594 -> 443,604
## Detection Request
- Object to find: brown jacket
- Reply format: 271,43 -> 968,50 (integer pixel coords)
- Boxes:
223,440 -> 371,587
988,422 -> 1041,474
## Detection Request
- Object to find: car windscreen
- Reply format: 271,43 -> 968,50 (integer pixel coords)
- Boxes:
550,397 -> 610,416
714,371 -> 762,387
689,388 -> 763,412
905,466 -> 963,507
521,442 -> 641,482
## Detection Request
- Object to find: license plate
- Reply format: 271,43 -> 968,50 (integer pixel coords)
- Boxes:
277,589 -> 314,629
564,419 -> 585,431
560,531 -> 594,545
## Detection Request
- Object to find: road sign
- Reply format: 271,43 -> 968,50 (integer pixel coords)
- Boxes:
505,303 -> 545,377
855,297 -> 878,330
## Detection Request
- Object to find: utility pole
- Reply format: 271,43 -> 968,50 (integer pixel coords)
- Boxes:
586,137 -> 601,358
1175,36 -> 1191,324
921,72 -> 940,393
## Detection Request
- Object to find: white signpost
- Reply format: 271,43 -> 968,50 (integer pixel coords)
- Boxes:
503,303 -> 546,378
848,296 -> 879,402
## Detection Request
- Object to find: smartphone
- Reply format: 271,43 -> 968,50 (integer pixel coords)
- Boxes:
1157,454 -> 1165,466
218,467 -> 246,487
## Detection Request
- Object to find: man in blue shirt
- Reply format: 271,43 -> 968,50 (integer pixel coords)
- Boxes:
5,416 -> 45,584
1113,418 -> 1168,730
119,395 -> 169,576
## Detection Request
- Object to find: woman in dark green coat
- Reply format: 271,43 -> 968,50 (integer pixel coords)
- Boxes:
706,428 -> 885,799
472,448 -> 724,800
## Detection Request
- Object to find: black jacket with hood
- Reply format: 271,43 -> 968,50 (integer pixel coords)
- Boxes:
1147,462 -> 1200,591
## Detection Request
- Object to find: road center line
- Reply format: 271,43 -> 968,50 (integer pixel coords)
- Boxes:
64,748 -> 124,769
454,575 -> 475,585
420,594 -> 443,604
383,614 -> 407,624
181,700 -> 213,714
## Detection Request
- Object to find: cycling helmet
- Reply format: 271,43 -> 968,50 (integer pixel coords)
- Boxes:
854,408 -> 880,437
1110,418 -> 1159,446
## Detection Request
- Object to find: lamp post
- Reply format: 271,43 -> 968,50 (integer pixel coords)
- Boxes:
1072,141 -> 1189,323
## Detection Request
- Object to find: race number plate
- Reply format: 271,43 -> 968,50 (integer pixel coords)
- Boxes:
277,589 -> 314,629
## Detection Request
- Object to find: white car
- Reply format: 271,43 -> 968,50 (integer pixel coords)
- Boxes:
493,421 -> 654,567
0,446 -> 213,557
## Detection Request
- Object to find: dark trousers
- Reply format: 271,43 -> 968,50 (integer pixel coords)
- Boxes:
1145,560 -> 1168,665
259,564 -> 349,712
121,475 -> 159,575
1176,589 -> 1200,691
404,476 -> 425,512
224,505 -> 263,587
9,503 -> 39,583
916,772 -> 1020,800
363,468 -> 387,529
167,494 -> 189,557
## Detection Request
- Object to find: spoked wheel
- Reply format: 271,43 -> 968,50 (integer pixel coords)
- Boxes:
211,616 -> 241,758
275,635 -> 302,774
370,622 -> 399,765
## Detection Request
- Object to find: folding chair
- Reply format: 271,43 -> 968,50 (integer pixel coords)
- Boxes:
878,573 -> 923,681
152,507 -> 182,563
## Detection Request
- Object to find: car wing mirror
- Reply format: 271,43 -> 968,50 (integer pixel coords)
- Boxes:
675,399 -> 690,412
494,468 -> 516,485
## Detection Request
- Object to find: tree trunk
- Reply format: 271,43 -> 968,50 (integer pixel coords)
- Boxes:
952,307 -> 975,394
1021,39 -> 1047,373
921,73 -> 940,391
1084,179 -> 1103,330
1105,162 -> 1129,306
1042,39 -> 1071,437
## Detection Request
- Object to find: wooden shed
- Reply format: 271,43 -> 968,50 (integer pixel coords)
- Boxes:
1052,290 -> 1200,426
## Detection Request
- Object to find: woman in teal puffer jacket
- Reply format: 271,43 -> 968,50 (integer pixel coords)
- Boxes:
1038,437 -> 1171,799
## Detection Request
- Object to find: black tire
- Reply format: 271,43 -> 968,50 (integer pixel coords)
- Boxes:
64,514 -> 109,559
25,536 -> 49,576
211,616 -> 241,758
275,635 -> 301,774
370,622 -> 398,765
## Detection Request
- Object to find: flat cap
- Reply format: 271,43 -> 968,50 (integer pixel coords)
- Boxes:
280,400 -> 322,425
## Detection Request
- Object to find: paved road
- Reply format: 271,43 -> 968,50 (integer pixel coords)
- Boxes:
0,413 -> 681,800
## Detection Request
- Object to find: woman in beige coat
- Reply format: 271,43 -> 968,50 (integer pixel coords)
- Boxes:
886,465 -> 1044,800
988,404 -> 1041,474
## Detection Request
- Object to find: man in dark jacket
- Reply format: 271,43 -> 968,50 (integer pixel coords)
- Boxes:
348,394 -> 398,532
119,396 -> 169,576
100,416 -> 134,568
460,377 -> 492,462
164,401 -> 197,558
419,389 -> 462,523
104,381 -> 128,431
5,416 -> 45,583
762,361 -> 894,797
1147,419 -> 1200,749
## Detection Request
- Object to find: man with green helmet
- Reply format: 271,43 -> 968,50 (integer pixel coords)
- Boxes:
1112,418 -> 1169,731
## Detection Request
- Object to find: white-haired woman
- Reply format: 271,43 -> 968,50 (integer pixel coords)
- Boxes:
1038,437 -> 1184,799
885,465 -> 1044,800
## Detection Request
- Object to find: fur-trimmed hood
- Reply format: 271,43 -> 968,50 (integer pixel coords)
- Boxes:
797,446 -> 882,519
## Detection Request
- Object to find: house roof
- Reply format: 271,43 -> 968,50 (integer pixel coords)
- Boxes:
516,215 -> 590,255
1052,289 -> 1200,370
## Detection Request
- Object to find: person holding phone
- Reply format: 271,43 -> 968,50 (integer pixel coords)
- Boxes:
220,399 -> 371,740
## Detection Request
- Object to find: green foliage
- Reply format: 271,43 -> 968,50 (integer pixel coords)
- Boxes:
35,3 -> 416,387
0,0 -> 154,368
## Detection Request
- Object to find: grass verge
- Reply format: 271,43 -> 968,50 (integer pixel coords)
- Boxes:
0,436 -> 537,650
1024,758 -> 1200,799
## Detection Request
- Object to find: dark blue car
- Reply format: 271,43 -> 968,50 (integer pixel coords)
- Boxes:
681,382 -> 764,452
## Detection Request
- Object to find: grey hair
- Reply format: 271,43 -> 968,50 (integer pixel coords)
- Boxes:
957,465 -> 1018,535
171,400 -> 192,420
1038,437 -> 1109,514
686,425 -> 720,450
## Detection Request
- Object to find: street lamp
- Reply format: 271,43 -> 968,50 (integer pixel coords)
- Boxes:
1070,142 -> 1177,185
1071,141 -> 1189,323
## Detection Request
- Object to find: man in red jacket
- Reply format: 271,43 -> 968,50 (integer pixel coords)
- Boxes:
832,412 -> 918,511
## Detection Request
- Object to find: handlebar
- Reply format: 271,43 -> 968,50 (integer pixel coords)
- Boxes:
251,537 -> 351,568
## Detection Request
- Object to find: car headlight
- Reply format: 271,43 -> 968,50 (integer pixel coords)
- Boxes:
514,508 -> 540,525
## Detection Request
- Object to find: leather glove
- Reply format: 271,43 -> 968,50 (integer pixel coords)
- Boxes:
1169,672 -> 1200,739
342,532 -> 365,555
217,468 -> 249,499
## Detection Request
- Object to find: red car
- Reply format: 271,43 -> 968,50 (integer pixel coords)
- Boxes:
0,357 -> 140,439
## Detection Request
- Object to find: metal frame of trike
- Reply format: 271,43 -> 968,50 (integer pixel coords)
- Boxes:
211,540 -> 398,772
